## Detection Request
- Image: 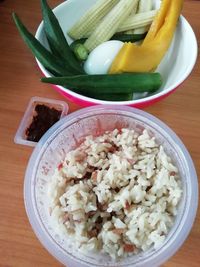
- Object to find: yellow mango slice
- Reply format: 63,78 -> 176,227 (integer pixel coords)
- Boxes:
109,0 -> 183,74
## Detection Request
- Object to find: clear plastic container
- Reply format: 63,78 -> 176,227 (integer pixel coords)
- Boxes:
24,105 -> 198,267
14,96 -> 69,147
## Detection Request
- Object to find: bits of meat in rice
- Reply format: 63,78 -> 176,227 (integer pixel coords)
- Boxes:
48,128 -> 182,259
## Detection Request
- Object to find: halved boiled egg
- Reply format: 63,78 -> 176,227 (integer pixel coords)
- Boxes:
84,40 -> 124,75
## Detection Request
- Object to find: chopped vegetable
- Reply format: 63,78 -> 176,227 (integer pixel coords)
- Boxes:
112,228 -> 126,234
143,0 -> 171,44
13,0 -> 166,102
12,13 -> 74,76
116,10 -> 157,33
41,72 -> 162,95
84,93 -> 134,101
71,43 -> 89,61
111,32 -> 147,42
133,0 -> 153,34
70,38 -> 86,49
70,32 -> 147,50
40,0 -> 84,74
118,0 -> 138,35
109,0 -> 183,73
84,0 -> 139,52
124,244 -> 135,252
68,0 -> 119,39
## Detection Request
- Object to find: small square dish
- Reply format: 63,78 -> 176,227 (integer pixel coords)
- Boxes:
14,96 -> 69,147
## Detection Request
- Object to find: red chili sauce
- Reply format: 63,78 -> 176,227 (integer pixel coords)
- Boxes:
25,104 -> 61,142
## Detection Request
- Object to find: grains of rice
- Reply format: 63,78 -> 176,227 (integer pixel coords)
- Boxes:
48,128 -> 182,259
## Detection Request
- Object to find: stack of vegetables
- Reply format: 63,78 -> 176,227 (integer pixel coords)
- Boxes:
68,0 -> 156,53
13,0 -> 183,101
109,0 -> 184,73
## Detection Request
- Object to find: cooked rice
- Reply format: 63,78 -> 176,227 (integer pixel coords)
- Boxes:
48,128 -> 182,259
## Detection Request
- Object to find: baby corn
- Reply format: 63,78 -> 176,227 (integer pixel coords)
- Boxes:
134,0 -> 153,34
116,10 -> 157,33
84,0 -> 139,52
68,0 -> 119,39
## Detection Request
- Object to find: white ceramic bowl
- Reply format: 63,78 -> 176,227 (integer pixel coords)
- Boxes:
24,105 -> 198,267
35,0 -> 198,107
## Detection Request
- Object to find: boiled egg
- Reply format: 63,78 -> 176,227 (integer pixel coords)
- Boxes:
84,40 -> 124,75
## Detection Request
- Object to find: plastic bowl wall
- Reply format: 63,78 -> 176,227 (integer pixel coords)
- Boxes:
24,105 -> 198,267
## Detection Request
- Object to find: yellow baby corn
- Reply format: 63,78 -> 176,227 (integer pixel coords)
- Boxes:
68,0 -> 119,39
84,0 -> 139,52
